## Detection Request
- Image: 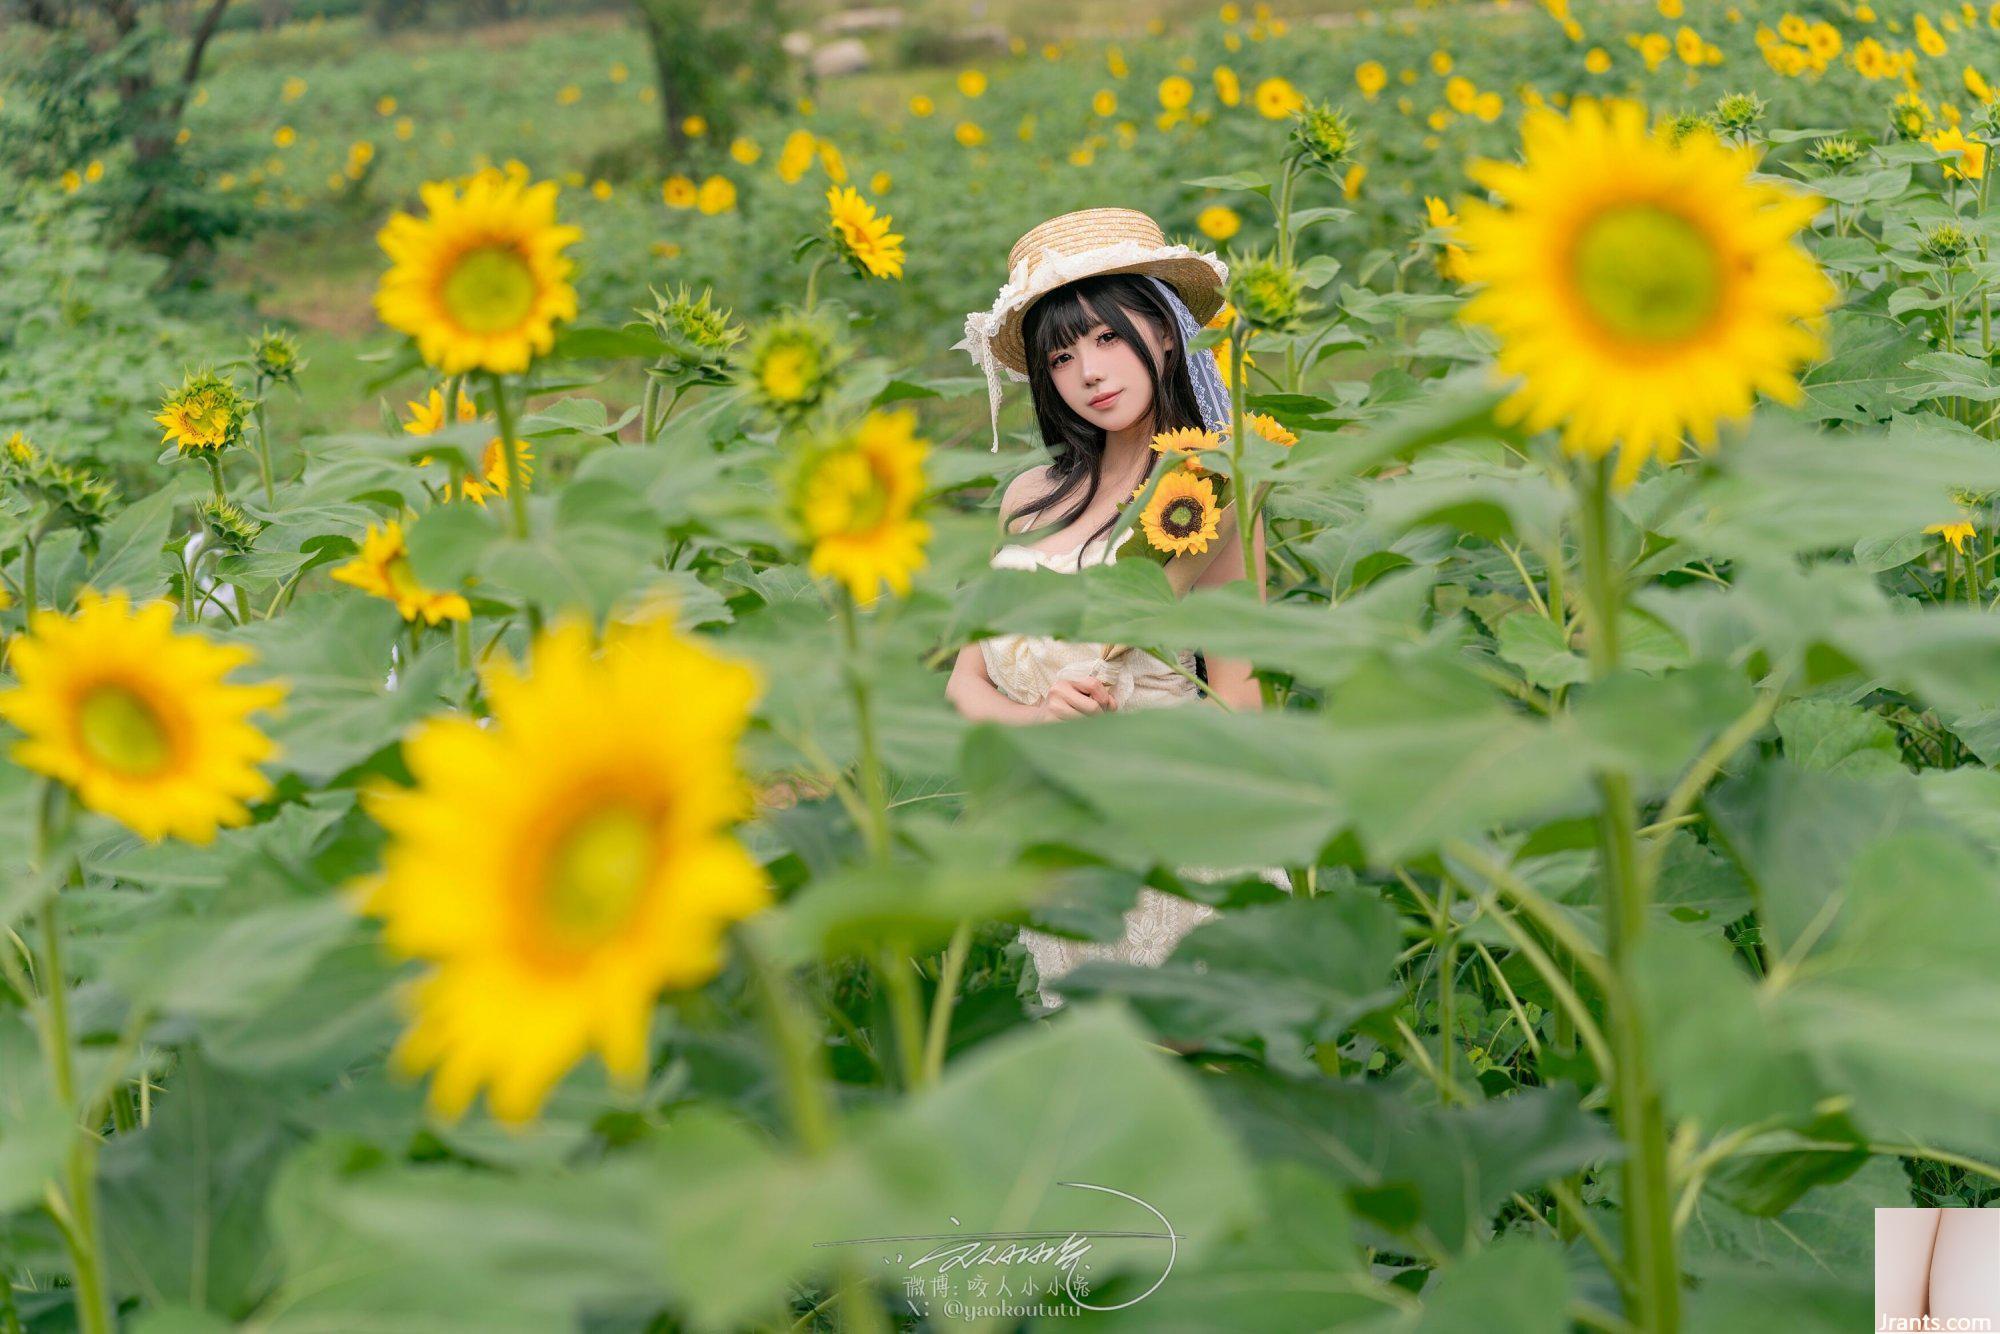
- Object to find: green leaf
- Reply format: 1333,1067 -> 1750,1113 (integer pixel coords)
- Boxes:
1774,698 -> 1899,773
231,594 -> 456,784
1052,893 -> 1405,1074
99,1056 -> 303,1319
84,486 -> 177,604
1413,1234 -> 1571,1334
1204,1069 -> 1617,1256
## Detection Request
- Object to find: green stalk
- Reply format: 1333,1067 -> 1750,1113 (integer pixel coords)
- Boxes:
30,786 -> 112,1334
1437,874 -> 1457,1100
740,925 -> 889,1331
1577,456 -> 1680,1332
485,372 -> 530,541
1228,324 -> 1261,606
21,532 -> 38,614
921,921 -> 973,1084
204,452 -> 227,507
834,590 -> 924,1088
641,371 -> 663,444
251,386 -> 276,509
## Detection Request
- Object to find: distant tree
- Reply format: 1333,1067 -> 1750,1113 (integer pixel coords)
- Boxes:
629,0 -> 794,158
2,0 -> 243,260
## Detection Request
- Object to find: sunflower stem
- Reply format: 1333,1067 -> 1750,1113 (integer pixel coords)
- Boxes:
802,253 -> 830,315
485,372 -> 530,541
921,921 -> 973,1084
1227,324 -> 1264,609
1577,456 -> 1680,1333
251,386 -> 276,509
21,531 -> 37,613
204,452 -> 227,507
30,785 -> 112,1334
641,370 -> 664,444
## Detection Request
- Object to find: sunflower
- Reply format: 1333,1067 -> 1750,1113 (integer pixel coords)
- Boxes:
1253,76 -> 1306,120
791,408 -> 931,604
374,165 -> 582,375
742,311 -> 844,418
0,590 -> 286,843
1151,426 -> 1221,460
403,385 -> 478,436
1928,519 -> 1977,552
1928,125 -> 1989,180
1457,96 -> 1833,489
826,185 -> 905,279
455,435 -> 535,506
154,371 -> 252,453
1244,411 -> 1298,448
330,519 -> 472,624
1423,197 -> 1470,282
355,615 -> 770,1124
1140,468 -> 1223,557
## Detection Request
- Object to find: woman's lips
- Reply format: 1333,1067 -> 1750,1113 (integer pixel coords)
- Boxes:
1088,388 -> 1122,409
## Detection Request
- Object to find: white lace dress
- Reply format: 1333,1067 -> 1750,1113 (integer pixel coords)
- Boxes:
980,528 -> 1294,1010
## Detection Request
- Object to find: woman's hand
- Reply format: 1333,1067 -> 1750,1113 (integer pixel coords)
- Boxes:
1034,676 -> 1117,721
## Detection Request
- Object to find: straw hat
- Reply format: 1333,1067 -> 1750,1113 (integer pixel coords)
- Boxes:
954,207 -> 1229,450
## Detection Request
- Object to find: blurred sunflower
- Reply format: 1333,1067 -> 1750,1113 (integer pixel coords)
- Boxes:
1253,75 -> 1306,119
331,518 -> 472,624
789,408 -> 931,604
375,165 -> 581,375
1140,469 -> 1222,557
355,615 -> 769,1124
455,436 -> 535,507
742,311 -> 845,418
404,385 -> 477,436
826,184 -> 905,279
1458,96 -> 1833,488
0,590 -> 286,844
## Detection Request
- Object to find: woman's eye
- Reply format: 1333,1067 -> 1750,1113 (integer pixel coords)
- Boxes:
1050,352 -> 1069,368
1097,330 -> 1119,344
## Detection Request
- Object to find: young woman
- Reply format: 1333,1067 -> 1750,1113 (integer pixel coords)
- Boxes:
945,207 -> 1290,1012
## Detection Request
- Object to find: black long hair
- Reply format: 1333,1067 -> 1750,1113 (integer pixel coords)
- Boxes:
1007,272 -> 1208,552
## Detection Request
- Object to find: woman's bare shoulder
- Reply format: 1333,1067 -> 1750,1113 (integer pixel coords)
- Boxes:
999,464 -> 1053,534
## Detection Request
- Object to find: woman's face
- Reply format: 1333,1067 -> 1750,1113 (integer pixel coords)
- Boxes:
1043,300 -> 1171,435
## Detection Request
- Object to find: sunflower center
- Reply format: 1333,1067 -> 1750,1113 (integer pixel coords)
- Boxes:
540,806 -> 657,951
441,245 -> 538,334
76,685 -> 172,777
760,346 -> 813,402
1161,497 -> 1202,537
1569,205 -> 1723,346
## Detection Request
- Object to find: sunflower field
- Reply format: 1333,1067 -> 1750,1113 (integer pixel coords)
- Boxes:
10,0 -> 2000,1329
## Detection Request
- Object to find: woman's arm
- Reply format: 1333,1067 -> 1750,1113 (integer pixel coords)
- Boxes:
1187,505 -> 1268,711
1875,1207 -> 1941,1320
945,642 -> 1043,723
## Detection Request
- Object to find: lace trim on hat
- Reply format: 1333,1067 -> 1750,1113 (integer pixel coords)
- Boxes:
951,240 -> 1230,452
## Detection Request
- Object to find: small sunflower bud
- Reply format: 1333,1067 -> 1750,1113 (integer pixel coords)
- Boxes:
1229,251 -> 1316,334
1923,222 -> 1971,263
1811,136 -> 1863,170
1712,91 -> 1766,135
739,310 -> 848,421
250,327 -> 305,385
199,498 -> 264,555
1660,112 -> 1716,146
1288,100 -> 1357,175
1893,91 -> 1936,141
639,283 -> 745,383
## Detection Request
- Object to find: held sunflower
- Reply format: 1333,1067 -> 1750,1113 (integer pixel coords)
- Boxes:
1457,96 -> 1834,489
375,165 -> 582,375
0,590 -> 286,843
791,408 -> 932,604
354,616 -> 771,1124
1140,468 -> 1224,557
